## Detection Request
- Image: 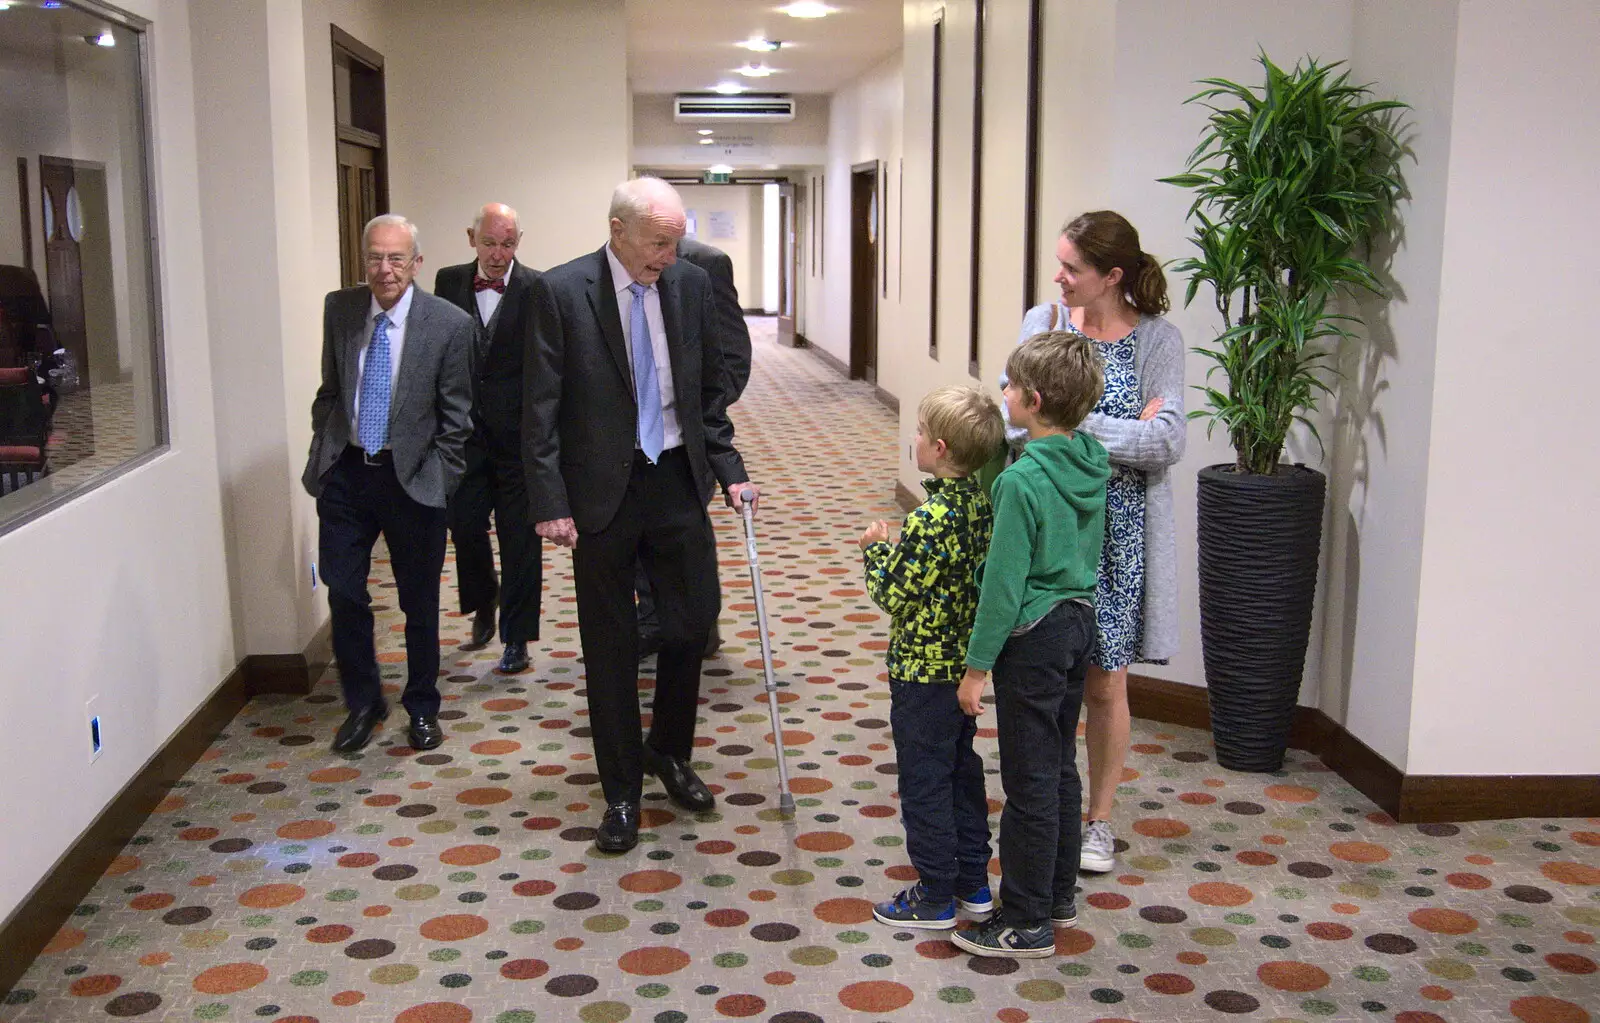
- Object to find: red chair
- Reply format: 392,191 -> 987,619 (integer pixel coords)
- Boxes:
0,366 -> 52,494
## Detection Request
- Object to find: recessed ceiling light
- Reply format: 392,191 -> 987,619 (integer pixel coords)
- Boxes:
697,129 -> 714,136
779,2 -> 834,18
708,164 -> 735,175
699,139 -> 716,145
0,3 -> 14,11
736,64 -> 776,78
711,82 -> 746,95
739,37 -> 782,52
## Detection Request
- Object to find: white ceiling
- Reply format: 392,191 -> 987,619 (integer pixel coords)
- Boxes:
627,0 -> 904,96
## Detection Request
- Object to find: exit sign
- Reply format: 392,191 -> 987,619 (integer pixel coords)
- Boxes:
702,170 -> 732,184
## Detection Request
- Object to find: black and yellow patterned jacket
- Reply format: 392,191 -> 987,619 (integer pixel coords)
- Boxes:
862,475 -> 994,684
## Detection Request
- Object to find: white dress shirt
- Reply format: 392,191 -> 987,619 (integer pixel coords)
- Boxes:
606,244 -> 683,451
474,259 -> 513,325
354,283 -> 414,428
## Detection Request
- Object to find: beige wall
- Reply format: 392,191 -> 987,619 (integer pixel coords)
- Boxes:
678,184 -> 764,307
385,0 -> 630,275
0,0 -> 236,924
1407,0 -> 1600,776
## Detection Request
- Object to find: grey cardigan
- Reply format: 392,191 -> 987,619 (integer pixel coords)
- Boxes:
1007,303 -> 1187,663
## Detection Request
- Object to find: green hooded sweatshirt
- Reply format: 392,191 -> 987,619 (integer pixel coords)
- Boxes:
965,431 -> 1110,671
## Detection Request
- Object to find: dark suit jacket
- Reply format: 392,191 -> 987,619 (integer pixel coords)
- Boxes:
432,260 -> 541,438
676,237 -> 752,403
523,245 -> 747,533
302,285 -> 475,508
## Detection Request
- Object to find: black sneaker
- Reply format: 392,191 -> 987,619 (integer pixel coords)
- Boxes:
872,884 -> 956,930
950,917 -> 1055,959
1051,898 -> 1078,928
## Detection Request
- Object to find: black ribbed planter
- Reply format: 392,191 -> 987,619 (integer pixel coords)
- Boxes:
1197,463 -> 1326,772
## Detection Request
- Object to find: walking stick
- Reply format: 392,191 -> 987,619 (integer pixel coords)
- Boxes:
739,499 -> 796,817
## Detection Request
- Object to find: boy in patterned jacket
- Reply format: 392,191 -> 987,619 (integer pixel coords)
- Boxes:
860,385 -> 1005,930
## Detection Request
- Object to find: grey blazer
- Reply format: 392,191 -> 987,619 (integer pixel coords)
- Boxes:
301,285 -> 475,509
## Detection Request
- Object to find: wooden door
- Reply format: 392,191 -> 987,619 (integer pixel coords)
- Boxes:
849,164 -> 880,383
39,158 -> 88,389
336,140 -> 379,288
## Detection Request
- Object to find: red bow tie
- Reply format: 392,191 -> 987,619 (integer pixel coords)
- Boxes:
474,275 -> 505,294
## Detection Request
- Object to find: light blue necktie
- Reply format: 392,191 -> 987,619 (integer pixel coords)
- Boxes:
628,282 -> 664,463
357,312 -> 392,453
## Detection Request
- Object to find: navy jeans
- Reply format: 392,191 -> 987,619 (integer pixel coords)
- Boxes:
993,600 -> 1094,927
890,680 -> 992,902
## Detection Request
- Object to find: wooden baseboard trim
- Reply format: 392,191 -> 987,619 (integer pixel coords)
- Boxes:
241,619 -> 332,696
1126,674 -> 1596,823
874,385 -> 899,414
801,339 -> 852,381
0,666 -> 251,998
894,481 -> 921,513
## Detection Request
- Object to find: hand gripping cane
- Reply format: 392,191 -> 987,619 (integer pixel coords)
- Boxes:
739,500 -> 796,817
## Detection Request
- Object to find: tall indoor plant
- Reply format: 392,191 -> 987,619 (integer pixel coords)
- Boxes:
1162,54 -> 1408,771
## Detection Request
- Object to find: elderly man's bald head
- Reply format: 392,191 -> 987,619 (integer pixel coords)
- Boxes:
468,202 -> 522,280
608,177 -> 686,286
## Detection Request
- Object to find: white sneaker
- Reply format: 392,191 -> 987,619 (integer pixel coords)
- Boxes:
1079,819 -> 1116,873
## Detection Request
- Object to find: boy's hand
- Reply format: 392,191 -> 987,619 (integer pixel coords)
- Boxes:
1138,396 -> 1165,421
958,668 -> 988,716
859,520 -> 891,550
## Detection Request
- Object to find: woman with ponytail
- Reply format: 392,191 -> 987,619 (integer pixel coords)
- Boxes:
1003,210 -> 1187,875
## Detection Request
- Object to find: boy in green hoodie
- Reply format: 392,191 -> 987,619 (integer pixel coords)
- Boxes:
952,331 -> 1110,959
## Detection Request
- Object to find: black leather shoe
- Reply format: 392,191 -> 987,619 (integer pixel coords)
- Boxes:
331,701 -> 388,753
644,747 -> 716,812
496,642 -> 529,674
462,609 -> 496,651
408,715 -> 444,751
594,802 -> 640,853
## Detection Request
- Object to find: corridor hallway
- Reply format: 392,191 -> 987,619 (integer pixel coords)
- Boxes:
5,323 -> 1596,1022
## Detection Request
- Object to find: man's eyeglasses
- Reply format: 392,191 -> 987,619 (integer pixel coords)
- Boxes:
364,253 -> 415,270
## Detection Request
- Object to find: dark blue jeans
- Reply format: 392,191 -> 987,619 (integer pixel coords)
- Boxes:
993,600 -> 1094,927
890,680 -> 992,902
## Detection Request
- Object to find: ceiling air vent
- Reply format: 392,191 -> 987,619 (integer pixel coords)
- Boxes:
674,93 -> 795,122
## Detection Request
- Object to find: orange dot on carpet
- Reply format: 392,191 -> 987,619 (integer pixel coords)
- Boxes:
838,981 -> 914,1013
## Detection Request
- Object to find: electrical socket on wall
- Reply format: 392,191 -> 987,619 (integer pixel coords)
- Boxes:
86,695 -> 104,762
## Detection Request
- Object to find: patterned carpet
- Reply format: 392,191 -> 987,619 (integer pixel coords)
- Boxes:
5,321 -> 1597,1023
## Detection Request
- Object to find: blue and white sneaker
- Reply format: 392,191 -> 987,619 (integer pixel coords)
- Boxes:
951,916 -> 1056,958
957,884 -> 995,919
872,884 -> 956,930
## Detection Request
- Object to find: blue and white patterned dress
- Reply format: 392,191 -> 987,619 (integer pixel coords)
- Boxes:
1071,323 -> 1149,670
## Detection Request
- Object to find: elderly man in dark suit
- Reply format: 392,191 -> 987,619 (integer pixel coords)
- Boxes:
433,202 -> 543,676
525,176 -> 760,853
636,234 -> 752,659
303,214 -> 474,755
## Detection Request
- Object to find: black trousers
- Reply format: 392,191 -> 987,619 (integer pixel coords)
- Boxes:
635,476 -> 719,640
890,680 -> 991,901
993,600 -> 1094,928
448,426 -> 541,643
573,447 -> 720,805
316,447 -> 448,719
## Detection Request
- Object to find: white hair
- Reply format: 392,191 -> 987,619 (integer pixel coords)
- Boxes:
362,213 -> 420,256
471,203 -> 520,234
608,176 -> 680,226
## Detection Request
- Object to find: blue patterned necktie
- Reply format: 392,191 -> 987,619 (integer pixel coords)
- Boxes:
628,282 -> 664,463
357,311 -> 392,453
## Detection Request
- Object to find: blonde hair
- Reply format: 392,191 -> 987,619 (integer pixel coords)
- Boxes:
918,385 -> 1005,474
1005,331 -> 1105,430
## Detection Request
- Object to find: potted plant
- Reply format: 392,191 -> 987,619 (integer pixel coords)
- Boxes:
1161,54 -> 1409,771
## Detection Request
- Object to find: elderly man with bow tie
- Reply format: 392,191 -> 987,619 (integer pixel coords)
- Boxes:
432,203 -> 545,676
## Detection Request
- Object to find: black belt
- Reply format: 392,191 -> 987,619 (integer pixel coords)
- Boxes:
345,445 -> 392,466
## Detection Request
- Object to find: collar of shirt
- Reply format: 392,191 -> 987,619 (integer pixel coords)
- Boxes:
475,259 -> 514,286
605,244 -> 650,299
368,282 -> 415,326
